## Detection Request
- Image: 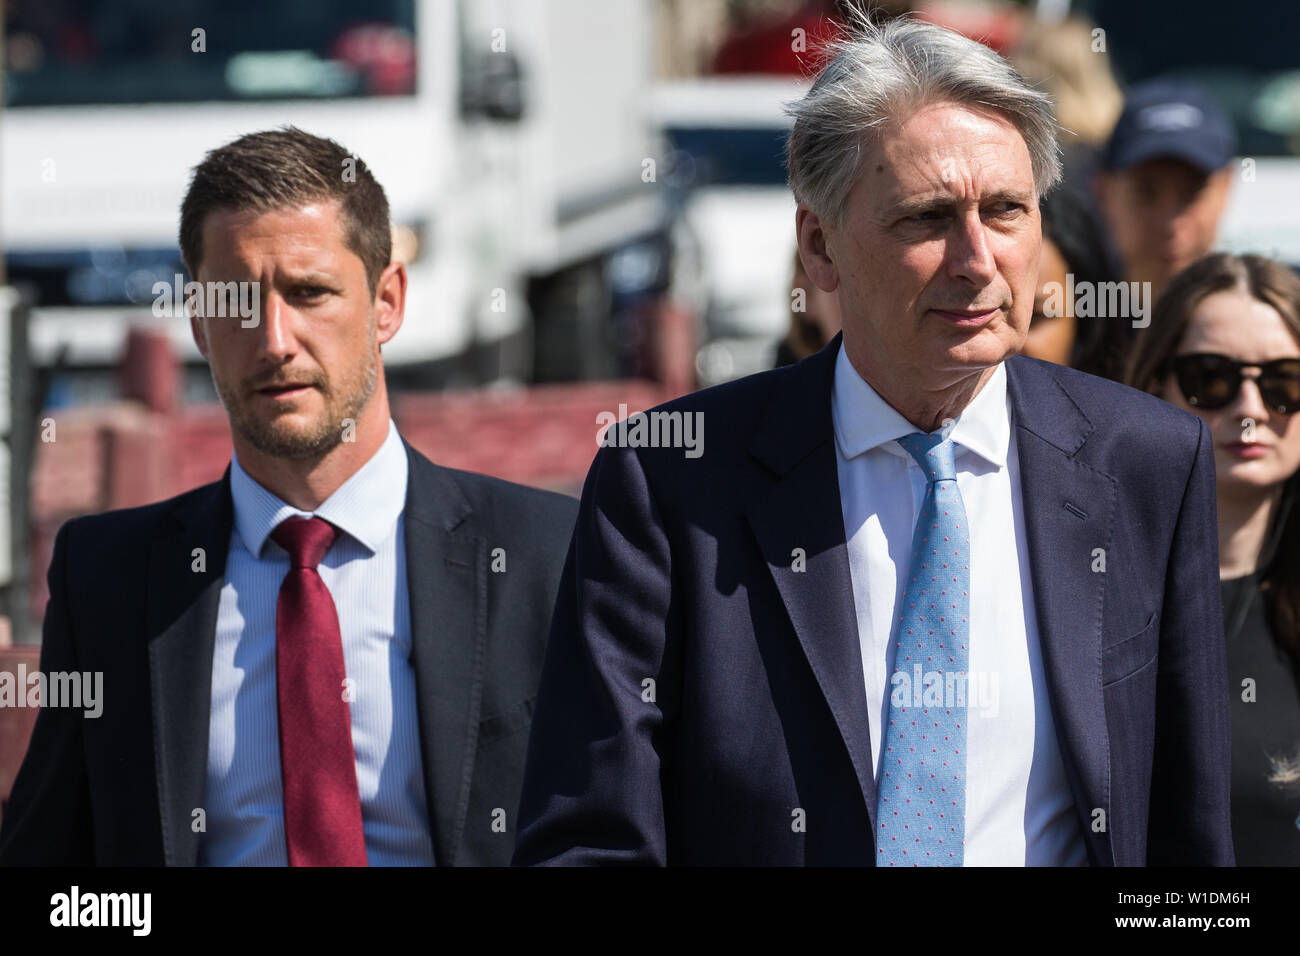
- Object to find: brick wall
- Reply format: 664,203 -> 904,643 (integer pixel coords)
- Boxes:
27,379 -> 676,618
2,379 -> 676,813
0,645 -> 41,825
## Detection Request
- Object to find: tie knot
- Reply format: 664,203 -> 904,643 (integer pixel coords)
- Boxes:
898,432 -> 957,482
271,516 -> 338,569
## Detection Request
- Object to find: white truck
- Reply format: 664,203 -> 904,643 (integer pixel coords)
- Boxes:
2,0 -> 667,387
650,76 -> 808,386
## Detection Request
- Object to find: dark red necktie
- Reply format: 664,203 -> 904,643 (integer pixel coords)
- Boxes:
271,516 -> 368,867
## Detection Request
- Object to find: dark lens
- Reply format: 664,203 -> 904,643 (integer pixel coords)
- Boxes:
1260,359 -> 1300,414
1175,354 -> 1238,410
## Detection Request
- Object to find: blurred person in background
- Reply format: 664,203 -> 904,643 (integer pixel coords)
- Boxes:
1010,12 -> 1124,193
1096,80 -> 1236,302
1025,184 -> 1128,380
1128,252 -> 1300,865
775,247 -> 843,366
0,128 -> 577,867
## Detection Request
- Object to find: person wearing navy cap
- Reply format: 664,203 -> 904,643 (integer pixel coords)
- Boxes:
1096,79 -> 1237,299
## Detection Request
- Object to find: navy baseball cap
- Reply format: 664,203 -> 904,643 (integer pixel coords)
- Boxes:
1103,80 -> 1237,174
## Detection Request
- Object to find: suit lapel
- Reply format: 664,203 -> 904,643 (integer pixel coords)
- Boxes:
744,338 -> 878,828
147,471 -> 232,866
743,346 -> 1118,863
1005,356 -> 1116,866
402,442 -> 487,866
147,446 -> 487,867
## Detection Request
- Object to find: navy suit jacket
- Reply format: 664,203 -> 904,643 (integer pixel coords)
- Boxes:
0,439 -> 577,866
514,335 -> 1234,866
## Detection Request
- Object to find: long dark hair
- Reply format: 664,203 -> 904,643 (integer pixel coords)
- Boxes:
1126,253 -> 1300,678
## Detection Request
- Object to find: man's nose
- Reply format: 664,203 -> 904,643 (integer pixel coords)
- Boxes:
947,213 -> 997,285
255,293 -> 296,361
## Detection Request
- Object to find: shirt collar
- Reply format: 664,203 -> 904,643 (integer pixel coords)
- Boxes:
831,341 -> 1009,469
230,419 -> 409,558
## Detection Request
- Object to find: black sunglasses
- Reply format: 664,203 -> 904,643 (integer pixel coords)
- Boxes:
1162,352 -> 1300,414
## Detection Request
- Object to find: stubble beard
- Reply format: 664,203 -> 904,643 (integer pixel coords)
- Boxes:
214,327 -> 379,462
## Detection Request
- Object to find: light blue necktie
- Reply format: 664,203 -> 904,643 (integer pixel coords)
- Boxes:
876,432 -> 970,866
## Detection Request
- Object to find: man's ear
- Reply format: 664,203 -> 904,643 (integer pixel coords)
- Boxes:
185,266 -> 210,358
189,308 -> 209,359
372,260 -> 406,347
795,205 -> 839,294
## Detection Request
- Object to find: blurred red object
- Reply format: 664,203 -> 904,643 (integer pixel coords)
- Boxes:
712,3 -> 841,77
332,23 -> 417,96
711,0 -> 1024,77
914,1 -> 1024,54
0,645 -> 41,828
119,327 -> 178,415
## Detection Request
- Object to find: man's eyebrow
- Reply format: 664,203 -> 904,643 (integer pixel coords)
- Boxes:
282,272 -> 341,285
887,195 -> 956,217
984,189 -> 1036,206
886,190 -> 1035,217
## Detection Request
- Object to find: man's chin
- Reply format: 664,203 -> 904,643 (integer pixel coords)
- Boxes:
936,330 -> 1018,371
237,416 -> 343,461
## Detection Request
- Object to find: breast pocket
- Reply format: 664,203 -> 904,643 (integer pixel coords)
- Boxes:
1102,611 -> 1159,686
477,695 -> 536,745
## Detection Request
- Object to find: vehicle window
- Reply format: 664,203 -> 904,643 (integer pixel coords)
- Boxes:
4,0 -> 417,106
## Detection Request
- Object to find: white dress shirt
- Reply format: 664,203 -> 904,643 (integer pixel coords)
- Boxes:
831,344 -> 1087,866
199,420 -> 436,866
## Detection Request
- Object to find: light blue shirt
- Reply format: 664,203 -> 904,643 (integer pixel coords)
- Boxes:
199,420 -> 436,866
831,345 -> 1086,865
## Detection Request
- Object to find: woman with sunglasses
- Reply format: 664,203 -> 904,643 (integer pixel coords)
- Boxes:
1128,252 -> 1300,865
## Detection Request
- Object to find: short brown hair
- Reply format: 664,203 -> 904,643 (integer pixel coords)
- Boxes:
179,126 -> 391,294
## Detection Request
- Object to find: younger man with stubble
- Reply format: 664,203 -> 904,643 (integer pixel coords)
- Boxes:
0,127 -> 577,866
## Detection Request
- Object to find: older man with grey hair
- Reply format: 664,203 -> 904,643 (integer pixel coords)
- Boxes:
513,16 -> 1232,866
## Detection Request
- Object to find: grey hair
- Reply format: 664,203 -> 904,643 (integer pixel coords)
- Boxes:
785,12 -> 1062,227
